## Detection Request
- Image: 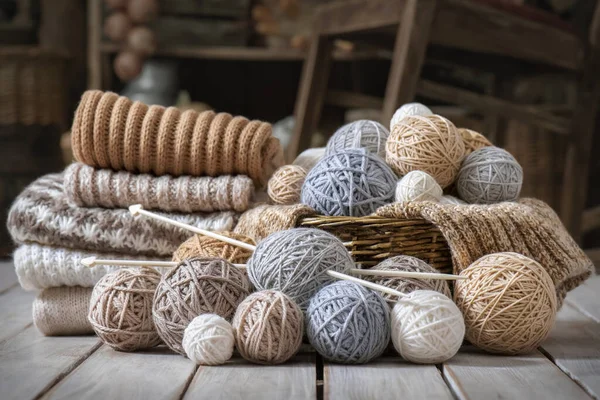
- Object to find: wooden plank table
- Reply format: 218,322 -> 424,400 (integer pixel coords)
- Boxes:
0,262 -> 598,400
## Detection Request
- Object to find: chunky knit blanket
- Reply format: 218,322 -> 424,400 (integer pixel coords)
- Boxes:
14,244 -> 167,290
7,174 -> 236,257
64,163 -> 254,212
33,286 -> 94,336
376,199 -> 593,304
234,203 -> 315,242
71,90 -> 284,186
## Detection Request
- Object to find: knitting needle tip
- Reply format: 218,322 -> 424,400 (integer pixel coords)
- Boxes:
81,257 -> 96,267
129,204 -> 143,215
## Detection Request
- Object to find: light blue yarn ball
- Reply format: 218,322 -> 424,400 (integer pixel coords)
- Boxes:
301,149 -> 397,217
306,281 -> 391,364
326,120 -> 390,158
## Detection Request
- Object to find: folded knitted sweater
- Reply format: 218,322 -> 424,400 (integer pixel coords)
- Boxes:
71,90 -> 284,186
14,243 -> 168,290
64,163 -> 254,212
33,286 -> 94,336
7,174 -> 236,257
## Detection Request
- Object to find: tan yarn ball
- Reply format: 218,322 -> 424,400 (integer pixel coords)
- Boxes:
232,290 -> 304,365
458,128 -> 493,155
128,0 -> 159,24
386,115 -> 465,188
173,232 -> 255,265
153,257 -> 251,355
127,26 -> 156,56
267,165 -> 307,205
454,252 -> 557,355
103,12 -> 132,42
89,268 -> 162,352
114,51 -> 143,82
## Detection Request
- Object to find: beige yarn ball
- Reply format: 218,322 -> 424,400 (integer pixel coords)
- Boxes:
232,290 -> 304,365
172,232 -> 255,265
386,115 -> 465,188
89,268 -> 162,352
267,165 -> 307,205
153,257 -> 251,355
368,256 -> 451,301
182,313 -> 235,365
458,128 -> 493,156
395,170 -> 443,203
454,252 -> 557,355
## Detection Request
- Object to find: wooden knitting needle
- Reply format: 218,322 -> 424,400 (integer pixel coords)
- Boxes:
327,270 -> 406,298
81,257 -> 247,269
128,204 -> 464,281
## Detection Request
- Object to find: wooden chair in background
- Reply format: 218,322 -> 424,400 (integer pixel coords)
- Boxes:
288,0 -> 600,243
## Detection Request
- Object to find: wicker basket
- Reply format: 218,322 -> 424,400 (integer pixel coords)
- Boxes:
299,215 -> 453,274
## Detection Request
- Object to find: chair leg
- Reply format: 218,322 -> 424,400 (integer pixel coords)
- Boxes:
287,33 -> 333,162
382,0 -> 438,125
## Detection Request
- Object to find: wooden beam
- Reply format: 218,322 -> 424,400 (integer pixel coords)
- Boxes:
325,90 -> 383,110
87,0 -> 102,89
317,0 -> 405,36
582,205 -> 600,233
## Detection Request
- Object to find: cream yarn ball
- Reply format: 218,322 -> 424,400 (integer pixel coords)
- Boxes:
386,115 -> 465,188
392,290 -> 465,364
267,165 -> 307,205
390,102 -> 433,130
182,313 -> 235,365
395,171 -> 443,203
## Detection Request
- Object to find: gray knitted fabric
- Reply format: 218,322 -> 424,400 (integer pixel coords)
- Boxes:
7,174 -> 237,257
64,163 -> 254,212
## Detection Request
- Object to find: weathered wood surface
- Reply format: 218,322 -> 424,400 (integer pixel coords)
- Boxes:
0,261 -> 19,293
0,286 -> 35,342
565,276 -> 600,323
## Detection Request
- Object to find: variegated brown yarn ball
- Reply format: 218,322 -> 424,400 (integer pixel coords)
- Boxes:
89,267 -> 162,352
153,257 -> 251,355
267,165 -> 307,205
172,232 -> 255,265
458,128 -> 493,155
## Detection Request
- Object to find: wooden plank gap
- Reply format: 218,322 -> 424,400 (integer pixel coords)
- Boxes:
178,364 -> 200,400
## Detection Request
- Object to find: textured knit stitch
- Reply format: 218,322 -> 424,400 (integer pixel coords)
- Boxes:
33,286 -> 94,336
376,199 -> 593,305
14,243 -> 168,290
64,163 -> 254,212
7,174 -> 236,257
71,90 -> 284,185
234,203 -> 315,242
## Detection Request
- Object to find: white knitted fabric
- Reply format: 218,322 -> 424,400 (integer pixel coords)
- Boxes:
14,244 -> 168,291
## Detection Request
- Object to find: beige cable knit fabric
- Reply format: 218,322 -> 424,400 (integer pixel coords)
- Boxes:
64,163 -> 254,212
234,203 -> 315,242
7,174 -> 236,257
33,286 -> 94,336
71,90 -> 284,186
14,244 -> 168,290
376,199 -> 593,305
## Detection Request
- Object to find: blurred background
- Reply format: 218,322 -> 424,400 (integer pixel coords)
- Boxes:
0,0 -> 598,265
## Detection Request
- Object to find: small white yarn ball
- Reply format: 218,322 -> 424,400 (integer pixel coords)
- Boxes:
395,171 -> 443,203
392,290 -> 465,364
390,102 -> 433,130
326,120 -> 389,158
439,195 -> 467,205
182,313 -> 235,365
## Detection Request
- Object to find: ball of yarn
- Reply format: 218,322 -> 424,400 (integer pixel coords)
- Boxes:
153,257 -> 251,355
267,165 -> 307,205
392,290 -> 464,364
89,268 -> 162,352
127,26 -> 156,56
114,51 -> 143,82
128,0 -> 159,23
103,12 -> 132,42
439,195 -> 467,205
458,128 -> 493,155
454,252 -> 557,355
248,228 -> 354,309
386,115 -> 465,188
456,146 -> 523,204
368,256 -> 451,301
301,149 -> 397,217
326,120 -> 390,158
232,290 -> 303,364
395,170 -> 443,203
172,232 -> 255,265
293,147 -> 326,172
182,313 -> 235,365
306,281 -> 390,364
390,102 -> 433,130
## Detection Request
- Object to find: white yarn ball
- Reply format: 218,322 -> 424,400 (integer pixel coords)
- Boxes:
395,171 -> 443,203
390,103 -> 433,131
182,313 -> 235,365
392,290 -> 465,364
439,195 -> 467,205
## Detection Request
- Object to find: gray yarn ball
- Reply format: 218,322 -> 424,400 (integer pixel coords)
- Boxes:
248,228 -> 354,309
326,120 -> 390,158
306,281 -> 390,364
301,149 -> 397,217
457,146 -> 523,204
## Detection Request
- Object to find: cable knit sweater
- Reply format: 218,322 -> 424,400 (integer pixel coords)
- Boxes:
33,287 -> 94,336
64,163 -> 254,212
7,174 -> 236,257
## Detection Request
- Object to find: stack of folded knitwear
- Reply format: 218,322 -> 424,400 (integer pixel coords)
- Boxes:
7,90 -> 284,336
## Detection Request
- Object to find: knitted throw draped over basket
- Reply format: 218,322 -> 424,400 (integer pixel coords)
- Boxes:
376,199 -> 593,305
71,90 -> 284,185
64,163 -> 254,212
234,203 -> 315,242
